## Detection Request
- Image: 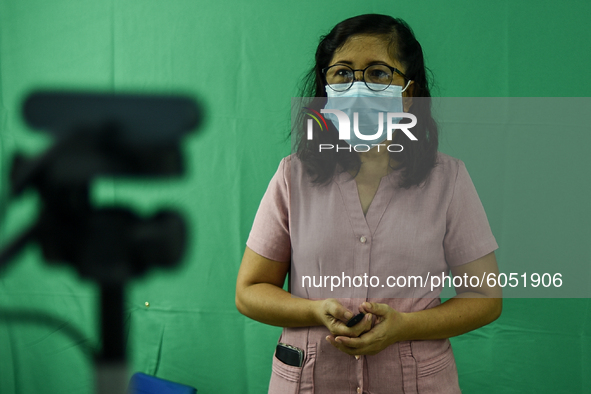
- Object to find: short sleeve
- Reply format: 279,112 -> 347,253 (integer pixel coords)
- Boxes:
443,160 -> 498,267
246,157 -> 291,263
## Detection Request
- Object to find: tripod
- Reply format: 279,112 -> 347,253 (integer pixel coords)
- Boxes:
0,91 -> 201,394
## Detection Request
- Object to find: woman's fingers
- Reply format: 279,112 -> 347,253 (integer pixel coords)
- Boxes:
347,313 -> 373,337
318,299 -> 378,338
327,303 -> 404,355
360,302 -> 389,316
326,334 -> 372,355
325,298 -> 354,323
317,299 -> 355,336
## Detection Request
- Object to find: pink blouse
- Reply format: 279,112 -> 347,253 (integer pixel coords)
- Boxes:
247,153 -> 498,394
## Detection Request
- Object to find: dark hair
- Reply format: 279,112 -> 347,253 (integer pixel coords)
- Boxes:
294,14 -> 438,188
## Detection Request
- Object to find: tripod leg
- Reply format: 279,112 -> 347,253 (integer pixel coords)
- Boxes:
96,283 -> 128,394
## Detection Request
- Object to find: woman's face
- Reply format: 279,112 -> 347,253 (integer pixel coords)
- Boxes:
327,34 -> 413,109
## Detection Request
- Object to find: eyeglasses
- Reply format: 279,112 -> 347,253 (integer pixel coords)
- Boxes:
322,64 -> 408,92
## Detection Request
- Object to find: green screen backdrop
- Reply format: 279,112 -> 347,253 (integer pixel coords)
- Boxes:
1,1 -> 589,393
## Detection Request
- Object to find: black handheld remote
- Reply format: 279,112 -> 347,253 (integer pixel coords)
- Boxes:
346,313 -> 365,327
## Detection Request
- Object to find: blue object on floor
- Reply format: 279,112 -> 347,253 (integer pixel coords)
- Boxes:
128,372 -> 197,394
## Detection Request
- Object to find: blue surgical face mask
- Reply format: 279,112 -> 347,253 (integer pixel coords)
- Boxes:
323,81 -> 411,148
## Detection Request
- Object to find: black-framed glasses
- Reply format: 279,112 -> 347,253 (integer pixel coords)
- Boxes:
322,64 -> 408,92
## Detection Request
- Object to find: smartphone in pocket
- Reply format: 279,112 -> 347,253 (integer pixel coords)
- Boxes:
275,343 -> 304,367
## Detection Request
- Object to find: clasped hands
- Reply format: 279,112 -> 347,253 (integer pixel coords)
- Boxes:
315,298 -> 407,356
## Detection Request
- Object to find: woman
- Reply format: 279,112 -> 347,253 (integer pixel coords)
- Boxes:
236,14 -> 501,394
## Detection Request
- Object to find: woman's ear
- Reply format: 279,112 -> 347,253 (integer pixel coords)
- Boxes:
402,80 -> 414,112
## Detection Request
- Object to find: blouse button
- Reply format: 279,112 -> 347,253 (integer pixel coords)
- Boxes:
357,387 -> 361,394
360,236 -> 367,243
355,355 -> 360,360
